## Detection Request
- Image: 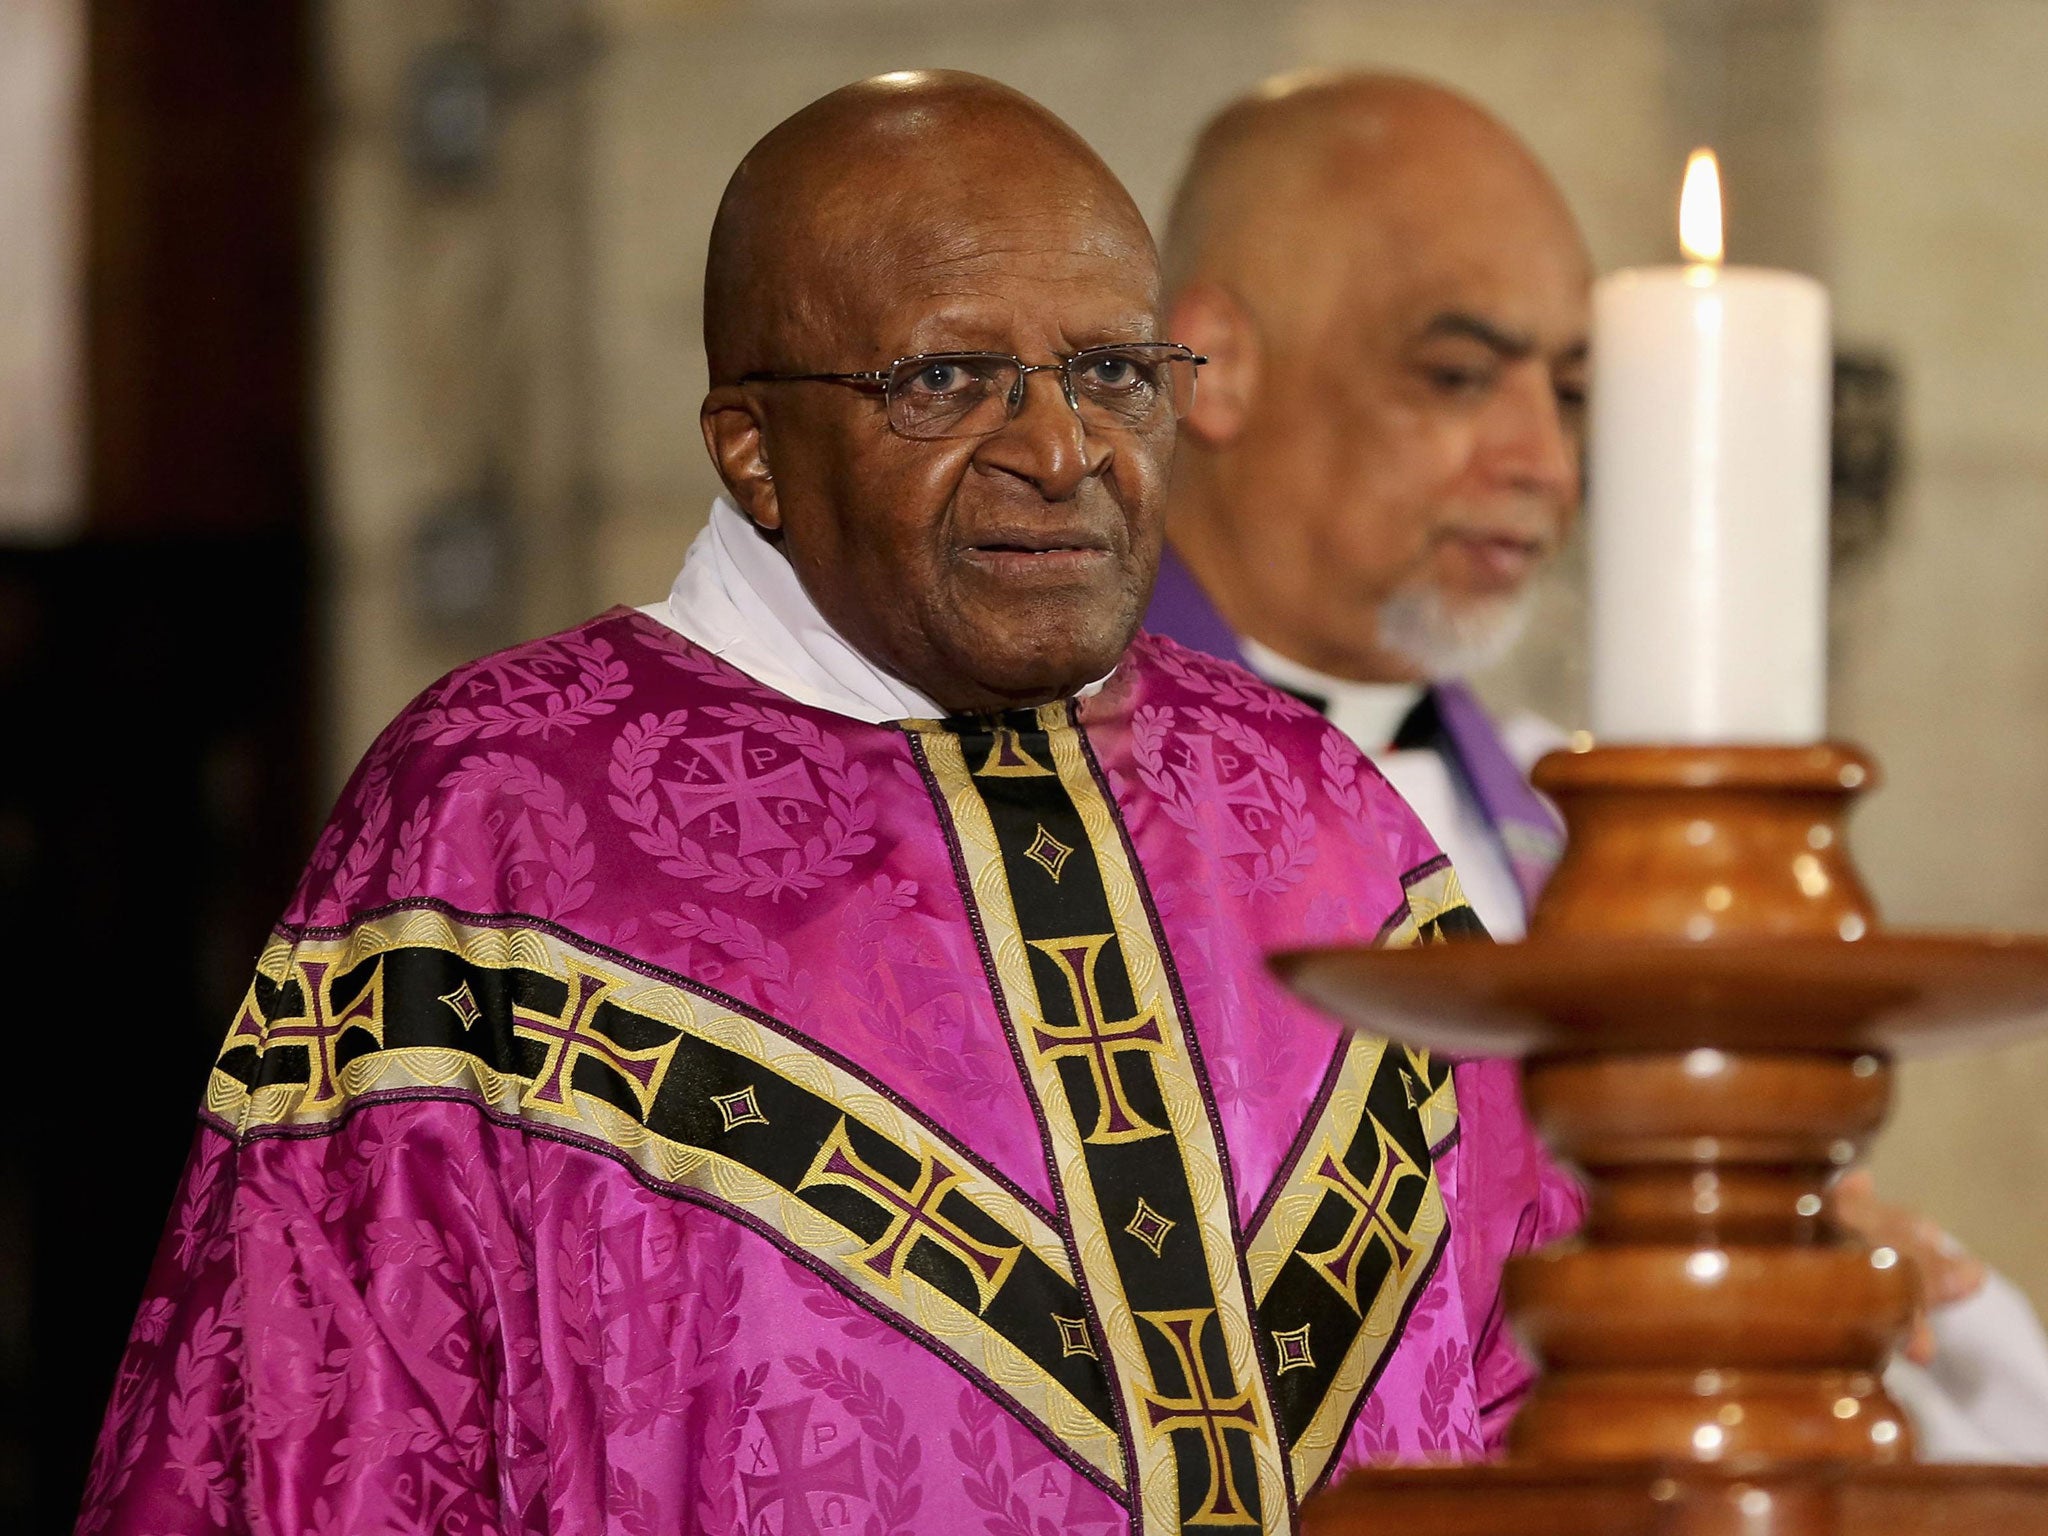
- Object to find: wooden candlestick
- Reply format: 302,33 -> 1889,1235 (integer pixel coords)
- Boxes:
1276,743 -> 2048,1534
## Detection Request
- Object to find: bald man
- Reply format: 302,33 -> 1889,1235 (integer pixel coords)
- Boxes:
79,74 -> 1578,1534
1146,71 -> 2048,1466
1146,72 -> 1586,940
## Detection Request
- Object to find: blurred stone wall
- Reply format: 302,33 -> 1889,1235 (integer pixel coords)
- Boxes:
1826,0 -> 2048,1306
320,0 -> 2048,1308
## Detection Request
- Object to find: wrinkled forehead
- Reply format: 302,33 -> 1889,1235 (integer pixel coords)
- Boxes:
782,149 -> 1162,361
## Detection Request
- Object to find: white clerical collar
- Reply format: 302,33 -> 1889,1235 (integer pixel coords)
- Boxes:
642,497 -> 1110,724
1239,637 -> 1426,751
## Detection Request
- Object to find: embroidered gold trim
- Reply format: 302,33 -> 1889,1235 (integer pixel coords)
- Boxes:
213,908 -> 1124,1488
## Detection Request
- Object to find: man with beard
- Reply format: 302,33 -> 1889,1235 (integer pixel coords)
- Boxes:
78,73 -> 1577,1535
1147,71 -> 1586,942
1146,69 -> 2048,1462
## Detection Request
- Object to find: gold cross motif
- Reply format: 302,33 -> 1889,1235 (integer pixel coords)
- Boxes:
249,956 -> 386,1108
1027,934 -> 1170,1144
1137,1308 -> 1262,1527
975,725 -> 1055,778
512,969 -> 678,1117
1300,1123 -> 1426,1312
799,1118 -> 1021,1311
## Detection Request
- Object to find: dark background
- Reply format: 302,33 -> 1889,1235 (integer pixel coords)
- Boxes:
1,3 -> 317,1528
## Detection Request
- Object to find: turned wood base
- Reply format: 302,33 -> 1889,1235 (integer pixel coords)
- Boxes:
1300,1462 -> 2048,1536
1274,745 -> 2048,1532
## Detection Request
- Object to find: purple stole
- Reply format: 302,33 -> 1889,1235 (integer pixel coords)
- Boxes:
1142,545 -> 1564,916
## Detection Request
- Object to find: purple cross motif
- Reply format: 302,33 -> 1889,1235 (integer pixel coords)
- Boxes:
601,1213 -> 697,1382
1301,1123 -> 1426,1312
1026,934 -> 1170,1145
250,956 -> 386,1108
660,730 -> 824,856
799,1117 -> 1021,1311
741,1397 -> 866,1536
1174,734 -> 1278,860
511,969 -> 678,1117
1135,1308 -> 1263,1526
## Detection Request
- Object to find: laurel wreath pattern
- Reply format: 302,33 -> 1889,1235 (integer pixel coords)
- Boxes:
607,703 -> 876,903
787,1349 -> 925,1536
409,632 -> 634,746
1131,703 -> 1317,896
1320,728 -> 1369,820
387,797 -> 433,900
163,1293 -> 244,1525
1144,636 -> 1312,720
634,626 -> 759,691
315,767 -> 394,924
951,1386 -> 1086,1536
75,1357 -> 162,1533
437,752 -> 597,919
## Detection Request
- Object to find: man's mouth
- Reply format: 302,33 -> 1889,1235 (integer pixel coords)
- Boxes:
1440,530 -> 1548,587
962,533 -> 1114,575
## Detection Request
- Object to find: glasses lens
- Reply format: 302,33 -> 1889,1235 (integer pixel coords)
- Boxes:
1067,346 -> 1195,430
886,354 -> 1018,440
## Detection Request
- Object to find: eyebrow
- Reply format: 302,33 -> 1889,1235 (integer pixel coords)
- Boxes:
1420,311 -> 1537,358
1419,310 -> 1590,368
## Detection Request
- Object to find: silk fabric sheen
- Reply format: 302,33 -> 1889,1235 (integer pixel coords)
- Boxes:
79,612 -> 1577,1534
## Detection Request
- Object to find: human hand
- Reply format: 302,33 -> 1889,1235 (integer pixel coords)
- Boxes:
1831,1169 -> 1989,1366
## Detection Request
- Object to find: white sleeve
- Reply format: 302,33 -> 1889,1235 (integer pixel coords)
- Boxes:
1885,1270 -> 2048,1464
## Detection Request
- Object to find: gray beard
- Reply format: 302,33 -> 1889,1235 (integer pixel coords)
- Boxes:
1375,579 -> 1537,681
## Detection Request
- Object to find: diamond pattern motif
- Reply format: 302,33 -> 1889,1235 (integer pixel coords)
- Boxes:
1054,1313 -> 1098,1359
1023,823 -> 1074,883
711,1084 -> 769,1133
1124,1196 -> 1176,1258
1272,1323 -> 1315,1374
438,981 -> 482,1029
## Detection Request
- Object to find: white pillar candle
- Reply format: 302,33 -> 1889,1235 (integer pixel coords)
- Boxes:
1588,151 -> 1832,744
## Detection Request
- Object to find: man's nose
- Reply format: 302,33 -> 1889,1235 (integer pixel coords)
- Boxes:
974,368 -> 1112,498
1484,366 -> 1582,506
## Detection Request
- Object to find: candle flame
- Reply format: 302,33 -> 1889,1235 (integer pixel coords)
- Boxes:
1680,147 -> 1724,265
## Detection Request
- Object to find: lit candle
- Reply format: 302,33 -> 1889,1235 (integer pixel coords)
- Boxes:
1588,149 -> 1832,743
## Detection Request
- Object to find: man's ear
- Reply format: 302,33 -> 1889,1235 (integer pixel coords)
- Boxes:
701,386 -> 783,530
1168,281 -> 1260,448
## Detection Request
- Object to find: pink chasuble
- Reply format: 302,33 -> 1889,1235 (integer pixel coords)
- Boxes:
77,611 -> 1580,1536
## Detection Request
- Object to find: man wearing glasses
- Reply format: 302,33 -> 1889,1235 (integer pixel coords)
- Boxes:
81,72 -> 1577,1535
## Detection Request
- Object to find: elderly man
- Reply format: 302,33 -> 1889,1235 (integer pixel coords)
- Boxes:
78,74 -> 1576,1535
1146,70 -> 2048,1463
1147,72 -> 1584,942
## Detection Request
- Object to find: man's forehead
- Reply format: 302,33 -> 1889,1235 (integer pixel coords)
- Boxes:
1333,181 -> 1589,353
814,197 -> 1159,353
705,72 -> 1154,380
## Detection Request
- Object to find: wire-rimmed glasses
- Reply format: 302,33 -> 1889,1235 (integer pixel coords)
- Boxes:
740,342 -> 1206,441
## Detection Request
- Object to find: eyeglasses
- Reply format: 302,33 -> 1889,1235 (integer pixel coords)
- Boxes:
740,343 -> 1206,441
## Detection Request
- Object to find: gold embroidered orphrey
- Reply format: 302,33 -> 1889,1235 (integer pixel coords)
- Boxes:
915,705 -> 1293,1532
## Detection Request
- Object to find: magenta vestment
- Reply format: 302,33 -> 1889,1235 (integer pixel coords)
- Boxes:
78,611 -> 1579,1535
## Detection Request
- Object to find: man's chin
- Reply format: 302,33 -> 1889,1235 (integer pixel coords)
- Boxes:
935,628 -> 1134,713
1376,582 -> 1536,681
